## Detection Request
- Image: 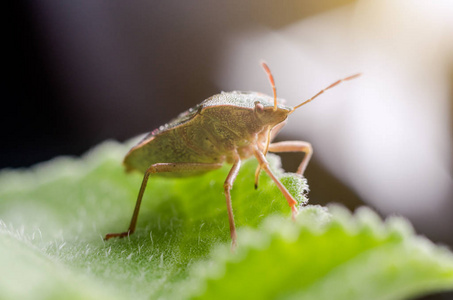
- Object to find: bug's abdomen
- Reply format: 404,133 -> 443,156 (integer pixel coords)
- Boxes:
123,127 -> 225,176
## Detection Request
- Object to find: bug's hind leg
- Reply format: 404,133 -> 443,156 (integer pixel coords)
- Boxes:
224,152 -> 241,250
105,162 -> 222,240
268,141 -> 313,176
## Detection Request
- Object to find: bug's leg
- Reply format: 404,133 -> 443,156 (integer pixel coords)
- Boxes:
253,146 -> 299,220
224,152 -> 241,250
254,126 -> 272,189
268,141 -> 313,176
105,162 -> 222,240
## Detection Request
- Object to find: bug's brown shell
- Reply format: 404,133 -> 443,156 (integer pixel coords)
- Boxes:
123,91 -> 291,176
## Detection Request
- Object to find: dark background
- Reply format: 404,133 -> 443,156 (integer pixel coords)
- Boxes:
5,0 -> 357,169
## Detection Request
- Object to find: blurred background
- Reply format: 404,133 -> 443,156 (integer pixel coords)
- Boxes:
5,1 -> 453,297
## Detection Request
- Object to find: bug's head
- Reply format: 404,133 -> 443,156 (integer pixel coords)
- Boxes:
253,99 -> 291,127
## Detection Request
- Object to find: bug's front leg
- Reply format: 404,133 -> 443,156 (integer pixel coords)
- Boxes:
268,141 -> 313,176
253,146 -> 299,220
105,162 -> 222,240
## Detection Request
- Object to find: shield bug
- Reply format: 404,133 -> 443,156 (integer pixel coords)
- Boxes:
105,62 -> 360,248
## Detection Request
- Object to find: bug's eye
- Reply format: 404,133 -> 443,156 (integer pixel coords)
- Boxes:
254,101 -> 264,114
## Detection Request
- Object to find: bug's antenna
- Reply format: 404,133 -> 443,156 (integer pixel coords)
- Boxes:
261,61 -> 278,111
289,73 -> 361,114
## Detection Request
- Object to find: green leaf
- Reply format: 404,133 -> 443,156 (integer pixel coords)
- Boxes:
0,140 -> 452,300
185,206 -> 453,300
0,232 -> 124,300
